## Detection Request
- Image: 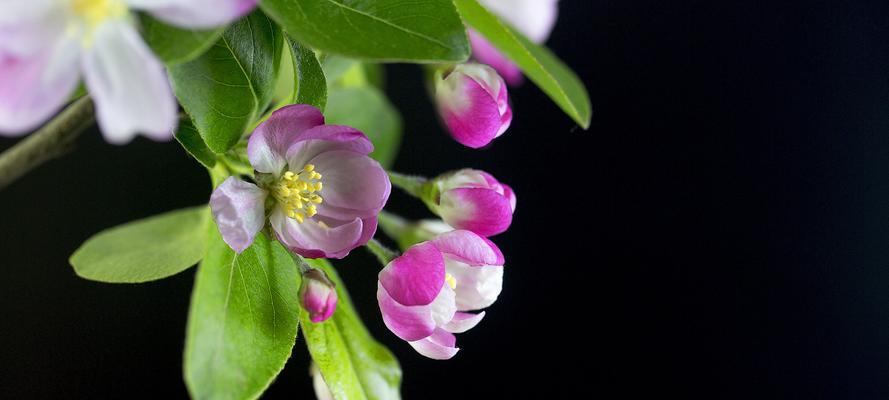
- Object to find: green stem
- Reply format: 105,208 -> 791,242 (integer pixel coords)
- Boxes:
0,97 -> 95,191
365,238 -> 399,265
377,210 -> 409,241
387,171 -> 429,198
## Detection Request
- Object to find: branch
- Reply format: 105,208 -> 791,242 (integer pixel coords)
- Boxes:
0,97 -> 95,190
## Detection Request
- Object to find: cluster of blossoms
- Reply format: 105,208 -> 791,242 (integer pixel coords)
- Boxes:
2,0 -> 558,364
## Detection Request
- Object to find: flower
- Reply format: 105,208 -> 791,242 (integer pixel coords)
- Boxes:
210,104 -> 391,258
427,169 -> 516,237
470,0 -> 560,86
0,0 -> 257,143
376,230 -> 504,360
434,63 -> 512,148
300,268 -> 338,323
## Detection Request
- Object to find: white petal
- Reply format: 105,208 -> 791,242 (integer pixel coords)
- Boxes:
447,259 -> 504,311
128,0 -> 257,28
81,21 -> 176,144
478,0 -> 559,43
0,34 -> 81,135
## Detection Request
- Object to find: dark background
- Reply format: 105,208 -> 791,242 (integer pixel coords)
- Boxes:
3,0 -> 889,398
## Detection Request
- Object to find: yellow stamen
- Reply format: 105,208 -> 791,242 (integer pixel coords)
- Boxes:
445,273 -> 457,290
71,0 -> 126,28
272,164 -> 324,224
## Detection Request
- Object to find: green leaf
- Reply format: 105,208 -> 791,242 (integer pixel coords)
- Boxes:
185,228 -> 302,400
325,87 -> 402,168
70,207 -> 208,283
287,36 -> 327,110
302,259 -> 402,400
140,14 -> 225,64
454,0 -> 592,128
170,11 -> 283,154
175,119 -> 217,168
261,0 -> 470,62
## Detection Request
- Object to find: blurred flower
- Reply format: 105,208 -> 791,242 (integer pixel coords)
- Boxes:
310,363 -> 334,400
0,0 -> 257,143
470,0 -> 560,85
210,105 -> 390,258
377,230 -> 504,360
428,169 -> 516,237
300,268 -> 337,323
435,63 -> 512,148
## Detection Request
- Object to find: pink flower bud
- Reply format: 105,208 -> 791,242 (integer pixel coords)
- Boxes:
430,169 -> 516,237
434,64 -> 512,148
300,269 -> 338,323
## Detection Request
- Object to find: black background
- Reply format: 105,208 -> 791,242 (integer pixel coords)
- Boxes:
3,0 -> 889,398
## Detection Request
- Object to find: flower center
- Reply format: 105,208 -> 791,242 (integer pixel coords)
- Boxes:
445,273 -> 457,290
71,0 -> 126,27
273,164 -> 323,223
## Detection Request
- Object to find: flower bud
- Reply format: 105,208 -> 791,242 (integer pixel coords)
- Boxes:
427,169 -> 516,237
434,63 -> 512,148
299,268 -> 338,323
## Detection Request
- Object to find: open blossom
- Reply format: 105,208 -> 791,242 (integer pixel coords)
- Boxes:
210,104 -> 391,258
470,0 -> 560,85
300,269 -> 338,323
377,230 -> 504,360
0,0 -> 257,143
428,169 -> 516,237
435,63 -> 512,148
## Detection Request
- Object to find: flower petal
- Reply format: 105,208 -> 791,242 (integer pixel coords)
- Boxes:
378,242 -> 445,306
81,21 -> 177,144
248,104 -> 324,174
478,0 -> 559,43
443,311 -> 485,333
270,207 -> 364,259
285,124 -> 374,168
431,230 -> 505,266
429,285 -> 457,326
128,0 -> 257,29
468,30 -> 523,86
439,187 -> 514,236
308,150 -> 390,213
210,177 -> 267,253
377,281 -> 436,342
0,35 -> 79,135
408,328 -> 459,360
447,261 -> 504,311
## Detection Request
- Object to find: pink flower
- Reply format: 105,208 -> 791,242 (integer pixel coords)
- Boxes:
377,230 -> 504,360
434,63 -> 512,149
470,0 -> 560,86
300,269 -> 338,323
0,0 -> 257,143
210,105 -> 391,258
430,169 -> 516,237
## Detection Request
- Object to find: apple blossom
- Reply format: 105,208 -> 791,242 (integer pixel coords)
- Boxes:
209,104 -> 391,258
434,63 -> 512,148
300,268 -> 338,323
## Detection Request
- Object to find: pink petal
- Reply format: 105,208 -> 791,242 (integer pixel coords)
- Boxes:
408,328 -> 459,360
248,104 -> 324,174
285,124 -> 374,169
378,242 -> 445,307
0,35 -> 79,135
128,0 -> 258,29
308,150 -> 390,213
439,188 -> 514,237
82,21 -> 177,144
443,311 -> 485,333
377,281 -> 436,342
431,230 -> 505,266
468,31 -> 523,86
270,208 -> 364,259
209,177 -> 267,253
